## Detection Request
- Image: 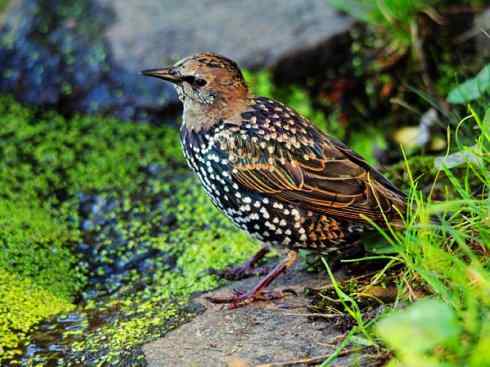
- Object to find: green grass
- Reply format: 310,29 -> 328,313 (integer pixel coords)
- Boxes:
379,107 -> 489,366
317,105 -> 490,366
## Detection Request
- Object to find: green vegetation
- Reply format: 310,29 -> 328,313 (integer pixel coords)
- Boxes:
0,95 -> 262,364
315,95 -> 490,365
0,269 -> 74,361
0,97 -> 182,204
328,0 -> 436,60
0,200 -> 82,302
447,64 -> 490,104
376,299 -> 461,366
376,106 -> 489,366
0,0 -> 9,14
0,96 -> 164,360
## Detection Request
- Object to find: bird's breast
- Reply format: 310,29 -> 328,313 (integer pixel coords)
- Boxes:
179,124 -> 361,254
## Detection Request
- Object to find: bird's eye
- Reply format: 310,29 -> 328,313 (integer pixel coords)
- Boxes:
182,76 -> 207,87
194,78 -> 207,87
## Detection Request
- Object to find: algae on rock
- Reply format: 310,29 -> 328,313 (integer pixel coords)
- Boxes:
0,95 -> 261,365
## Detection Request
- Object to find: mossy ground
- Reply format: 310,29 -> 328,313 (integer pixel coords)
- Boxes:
0,95 -> 262,364
0,269 -> 74,360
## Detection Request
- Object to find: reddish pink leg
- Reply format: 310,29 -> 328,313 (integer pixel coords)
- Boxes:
206,250 -> 299,309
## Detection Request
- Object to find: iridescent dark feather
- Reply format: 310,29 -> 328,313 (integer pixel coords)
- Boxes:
221,97 -> 406,227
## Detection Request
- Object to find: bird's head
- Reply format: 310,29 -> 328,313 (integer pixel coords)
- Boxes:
142,52 -> 249,108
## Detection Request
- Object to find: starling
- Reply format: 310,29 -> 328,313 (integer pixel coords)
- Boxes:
142,53 -> 405,308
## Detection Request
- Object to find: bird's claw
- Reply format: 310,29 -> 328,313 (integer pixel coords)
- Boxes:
205,288 -> 292,309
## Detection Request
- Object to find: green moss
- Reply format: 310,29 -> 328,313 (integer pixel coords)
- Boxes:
0,269 -> 74,362
63,297 -> 189,366
0,200 -> 83,299
155,178 -> 261,297
0,94 -> 187,361
0,94 -> 263,364
0,96 -> 182,204
33,182 -> 260,365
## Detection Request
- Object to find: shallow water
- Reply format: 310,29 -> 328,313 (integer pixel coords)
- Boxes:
13,170 -> 194,365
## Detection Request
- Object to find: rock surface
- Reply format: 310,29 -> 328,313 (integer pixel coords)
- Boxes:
0,0 -> 353,121
104,0 -> 354,80
143,267 -> 357,367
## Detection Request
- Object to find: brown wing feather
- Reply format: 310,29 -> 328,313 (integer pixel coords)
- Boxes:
226,98 -> 406,226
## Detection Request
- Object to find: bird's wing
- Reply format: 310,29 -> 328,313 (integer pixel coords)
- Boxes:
222,98 -> 405,225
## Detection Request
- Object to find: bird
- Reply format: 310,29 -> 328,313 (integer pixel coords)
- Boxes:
142,52 -> 406,308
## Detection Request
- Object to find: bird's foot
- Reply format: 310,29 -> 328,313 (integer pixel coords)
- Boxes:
209,246 -> 271,281
206,287 -> 297,309
205,250 -> 299,309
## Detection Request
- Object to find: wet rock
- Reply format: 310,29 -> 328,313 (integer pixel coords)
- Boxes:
0,0 -> 354,121
143,267 -> 358,367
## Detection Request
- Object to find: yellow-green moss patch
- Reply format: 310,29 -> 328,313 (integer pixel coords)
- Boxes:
0,94 -> 262,364
0,269 -> 74,362
0,94 -> 185,361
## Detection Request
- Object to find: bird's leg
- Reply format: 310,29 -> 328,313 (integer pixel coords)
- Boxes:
206,250 -> 298,309
211,246 -> 271,281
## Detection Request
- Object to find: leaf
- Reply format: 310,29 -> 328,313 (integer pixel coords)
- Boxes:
376,299 -> 461,354
447,64 -> 490,104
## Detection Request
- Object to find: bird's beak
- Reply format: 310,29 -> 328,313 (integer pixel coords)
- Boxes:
141,67 -> 181,83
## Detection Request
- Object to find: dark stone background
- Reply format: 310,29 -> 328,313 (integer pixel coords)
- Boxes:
0,0 -> 354,122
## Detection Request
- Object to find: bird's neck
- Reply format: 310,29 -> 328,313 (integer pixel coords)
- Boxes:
182,90 -> 250,132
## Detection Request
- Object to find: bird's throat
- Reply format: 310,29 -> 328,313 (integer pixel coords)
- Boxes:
182,93 -> 249,132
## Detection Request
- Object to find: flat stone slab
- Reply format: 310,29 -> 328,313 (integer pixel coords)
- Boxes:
0,0 -> 353,121
143,267 -> 356,367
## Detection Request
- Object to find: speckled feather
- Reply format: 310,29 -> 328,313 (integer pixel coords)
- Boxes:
146,52 -> 406,255
181,95 -> 405,254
